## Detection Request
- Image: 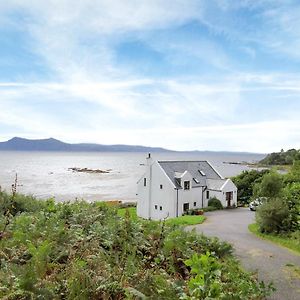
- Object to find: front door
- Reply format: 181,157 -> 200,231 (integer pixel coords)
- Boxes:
226,192 -> 233,207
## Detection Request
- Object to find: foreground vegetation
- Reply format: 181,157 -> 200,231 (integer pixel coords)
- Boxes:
248,224 -> 300,254
0,191 -> 273,299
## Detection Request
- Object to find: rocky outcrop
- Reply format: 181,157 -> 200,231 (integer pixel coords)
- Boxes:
68,167 -> 112,174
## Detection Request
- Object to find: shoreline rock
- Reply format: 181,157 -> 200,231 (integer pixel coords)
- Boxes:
68,167 -> 112,174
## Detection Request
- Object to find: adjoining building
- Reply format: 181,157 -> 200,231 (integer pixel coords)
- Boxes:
137,154 -> 237,220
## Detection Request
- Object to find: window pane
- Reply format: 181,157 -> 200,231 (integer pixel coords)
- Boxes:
184,181 -> 190,190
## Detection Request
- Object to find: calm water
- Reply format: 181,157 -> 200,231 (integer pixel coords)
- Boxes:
0,151 -> 265,202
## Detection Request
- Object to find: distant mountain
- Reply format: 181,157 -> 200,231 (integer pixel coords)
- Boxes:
0,137 -> 171,152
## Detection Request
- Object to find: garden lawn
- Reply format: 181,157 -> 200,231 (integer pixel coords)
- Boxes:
117,207 -> 138,220
166,215 -> 206,226
118,207 -> 206,226
248,223 -> 300,255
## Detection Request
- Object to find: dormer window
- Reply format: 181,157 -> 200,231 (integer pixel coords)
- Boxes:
184,181 -> 190,190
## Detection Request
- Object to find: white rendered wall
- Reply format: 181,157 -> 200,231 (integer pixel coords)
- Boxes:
136,167 -> 151,219
176,171 -> 203,216
206,190 -> 223,206
206,179 -> 237,208
137,161 -> 176,220
220,179 -> 238,207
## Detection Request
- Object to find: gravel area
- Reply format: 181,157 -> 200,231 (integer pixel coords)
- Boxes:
188,208 -> 300,300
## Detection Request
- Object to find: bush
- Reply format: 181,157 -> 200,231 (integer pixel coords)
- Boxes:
254,171 -> 283,198
203,206 -> 218,212
208,197 -> 223,210
256,198 -> 291,233
184,209 -> 203,216
118,202 -> 136,208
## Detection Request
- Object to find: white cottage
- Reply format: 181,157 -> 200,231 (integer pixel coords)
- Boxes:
137,154 -> 237,220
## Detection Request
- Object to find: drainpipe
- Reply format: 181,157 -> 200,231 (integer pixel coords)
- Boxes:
176,188 -> 179,217
202,186 -> 207,208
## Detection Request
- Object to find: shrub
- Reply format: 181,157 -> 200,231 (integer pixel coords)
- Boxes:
208,197 -> 223,210
254,171 -> 283,198
203,206 -> 218,212
119,202 -> 136,208
184,209 -> 203,216
256,198 -> 291,233
184,252 -> 274,299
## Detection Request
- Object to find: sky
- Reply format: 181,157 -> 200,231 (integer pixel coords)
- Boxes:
0,0 -> 300,153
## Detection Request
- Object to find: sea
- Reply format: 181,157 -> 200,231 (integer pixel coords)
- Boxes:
0,151 -> 265,202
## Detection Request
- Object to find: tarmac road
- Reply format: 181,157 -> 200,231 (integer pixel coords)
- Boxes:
188,208 -> 300,300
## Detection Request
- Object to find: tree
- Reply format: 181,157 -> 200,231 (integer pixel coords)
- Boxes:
284,160 -> 300,185
254,171 -> 283,198
283,183 -> 300,231
259,148 -> 300,165
232,169 -> 269,204
256,198 -> 290,233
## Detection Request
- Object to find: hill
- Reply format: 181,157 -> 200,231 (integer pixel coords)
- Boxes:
0,137 -> 171,152
259,149 -> 300,165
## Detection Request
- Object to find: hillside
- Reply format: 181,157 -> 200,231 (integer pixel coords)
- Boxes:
259,149 -> 300,165
0,137 -> 171,152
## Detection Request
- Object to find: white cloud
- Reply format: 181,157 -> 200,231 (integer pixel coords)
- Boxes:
1,75 -> 300,153
1,1 -> 300,153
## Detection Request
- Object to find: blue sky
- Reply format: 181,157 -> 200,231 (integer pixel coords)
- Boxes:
1,0 -> 300,152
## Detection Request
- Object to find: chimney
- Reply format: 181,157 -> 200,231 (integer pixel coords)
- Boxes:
146,153 -> 152,166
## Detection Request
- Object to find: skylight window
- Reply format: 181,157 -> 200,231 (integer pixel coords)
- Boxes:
199,170 -> 206,176
193,178 -> 199,184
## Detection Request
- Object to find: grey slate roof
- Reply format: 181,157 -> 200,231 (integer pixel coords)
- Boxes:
158,161 -> 223,189
206,178 -> 227,191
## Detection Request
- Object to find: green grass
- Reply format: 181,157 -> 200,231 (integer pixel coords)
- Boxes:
166,215 -> 206,226
248,223 -> 300,255
117,207 -> 138,220
118,207 -> 206,226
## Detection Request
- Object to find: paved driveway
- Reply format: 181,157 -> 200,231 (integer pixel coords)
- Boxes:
188,208 -> 300,300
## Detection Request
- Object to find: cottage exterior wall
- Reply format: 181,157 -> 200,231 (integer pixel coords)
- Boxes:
220,179 -> 237,207
206,179 -> 237,208
177,186 -> 203,216
205,190 -> 223,206
137,161 -> 176,220
136,168 -> 150,219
